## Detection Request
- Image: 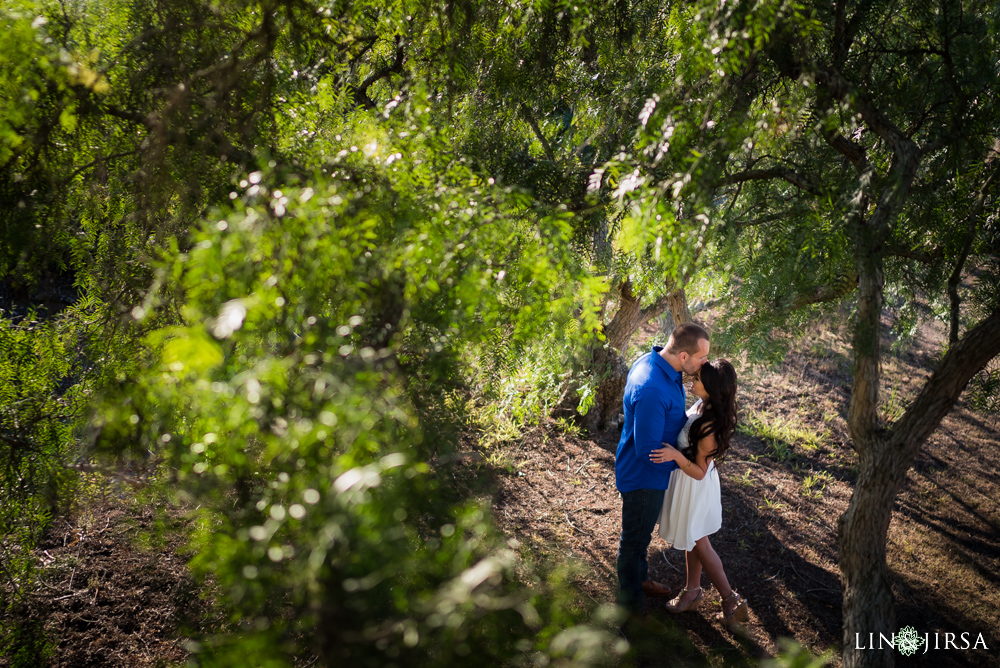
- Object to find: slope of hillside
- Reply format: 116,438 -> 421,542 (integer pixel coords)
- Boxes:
487,316 -> 999,667
5,314 -> 996,667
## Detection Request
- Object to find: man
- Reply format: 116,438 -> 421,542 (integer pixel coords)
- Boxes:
615,322 -> 710,615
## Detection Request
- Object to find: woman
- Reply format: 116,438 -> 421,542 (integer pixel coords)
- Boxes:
649,358 -> 749,626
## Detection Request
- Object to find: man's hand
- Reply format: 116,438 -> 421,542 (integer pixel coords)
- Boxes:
649,444 -> 679,464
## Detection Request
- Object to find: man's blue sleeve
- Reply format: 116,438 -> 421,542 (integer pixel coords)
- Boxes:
632,388 -> 677,471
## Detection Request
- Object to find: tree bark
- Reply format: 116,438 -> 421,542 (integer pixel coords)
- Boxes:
839,192 -> 895,667
889,310 -> 1000,457
664,287 -> 692,326
838,441 -> 904,668
579,281 -> 691,434
580,281 -> 643,434
602,280 -> 644,355
846,237 -> 884,442
838,95 -> 919,665
582,345 -> 631,435
658,286 -> 695,335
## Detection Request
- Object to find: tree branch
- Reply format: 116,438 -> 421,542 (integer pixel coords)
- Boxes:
353,35 -> 406,110
100,105 -> 154,131
948,166 -> 1000,343
716,166 -> 823,196
777,271 -> 859,313
639,293 -> 672,322
919,135 -> 952,157
833,0 -> 881,67
639,284 -> 690,325
871,46 -> 946,57
63,149 -> 140,185
889,309 -> 1000,455
833,0 -> 848,65
886,245 -> 944,264
822,129 -> 871,173
731,213 -> 783,228
349,35 -> 380,66
520,103 -> 557,164
0,432 -> 39,450
815,66 -> 919,171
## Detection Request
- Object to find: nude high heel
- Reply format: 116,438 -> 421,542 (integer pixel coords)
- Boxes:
719,591 -> 749,626
665,587 -> 703,613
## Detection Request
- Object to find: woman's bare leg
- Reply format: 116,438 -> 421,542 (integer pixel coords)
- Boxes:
691,536 -> 738,615
673,549 -> 704,605
685,550 -> 702,587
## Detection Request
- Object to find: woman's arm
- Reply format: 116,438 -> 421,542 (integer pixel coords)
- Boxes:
649,444 -> 707,480
693,431 -> 717,473
673,447 -> 708,480
649,425 -> 717,481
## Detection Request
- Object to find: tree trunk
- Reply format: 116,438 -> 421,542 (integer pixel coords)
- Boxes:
838,309 -> 1000,667
665,287 -> 692,325
840,155 -> 894,666
581,345 -> 631,434
580,281 -> 643,434
833,129 -> 1000,666
579,281 -> 690,434
838,441 -> 904,668
603,280 -> 644,354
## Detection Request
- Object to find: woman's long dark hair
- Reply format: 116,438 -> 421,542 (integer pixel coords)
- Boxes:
682,359 -> 738,464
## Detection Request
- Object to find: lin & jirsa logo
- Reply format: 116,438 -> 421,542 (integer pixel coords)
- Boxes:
855,626 -> 989,656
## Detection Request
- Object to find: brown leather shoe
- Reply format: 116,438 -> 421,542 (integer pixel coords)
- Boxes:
618,609 -> 648,633
641,579 -> 672,597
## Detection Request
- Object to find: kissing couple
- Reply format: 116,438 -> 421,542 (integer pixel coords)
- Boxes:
614,322 -> 749,626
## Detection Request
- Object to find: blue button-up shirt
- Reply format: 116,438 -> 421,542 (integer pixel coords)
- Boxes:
614,346 -> 686,492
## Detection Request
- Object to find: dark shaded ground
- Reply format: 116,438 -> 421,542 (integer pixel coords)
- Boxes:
2,496 -> 209,668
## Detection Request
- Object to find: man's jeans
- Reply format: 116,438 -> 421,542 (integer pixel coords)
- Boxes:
617,488 -> 664,613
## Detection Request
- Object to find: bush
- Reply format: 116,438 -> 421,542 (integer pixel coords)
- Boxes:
0,316 -> 80,664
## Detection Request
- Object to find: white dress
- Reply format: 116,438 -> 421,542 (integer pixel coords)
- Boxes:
657,400 -> 722,551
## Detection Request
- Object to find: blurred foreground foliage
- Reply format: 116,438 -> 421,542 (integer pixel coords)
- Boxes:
89,115 -> 617,664
1,0 -> 623,661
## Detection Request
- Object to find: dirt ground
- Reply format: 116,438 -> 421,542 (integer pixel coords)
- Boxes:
488,317 -> 1000,667
2,496 -> 210,668
5,314 -> 998,667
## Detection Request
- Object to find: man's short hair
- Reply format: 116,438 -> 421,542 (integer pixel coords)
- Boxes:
666,322 -> 709,354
